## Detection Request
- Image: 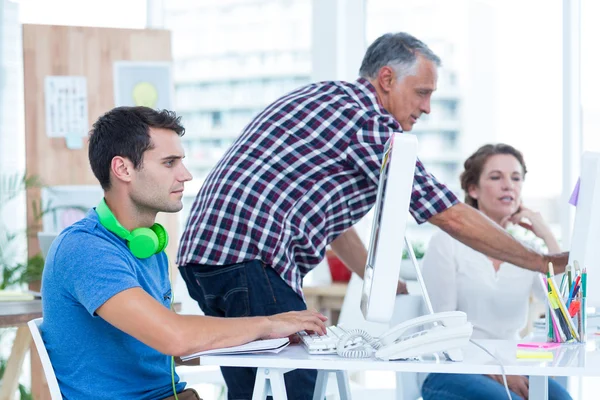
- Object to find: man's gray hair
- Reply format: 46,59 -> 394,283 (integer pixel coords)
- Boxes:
359,32 -> 441,81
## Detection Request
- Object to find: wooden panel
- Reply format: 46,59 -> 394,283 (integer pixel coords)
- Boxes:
22,24 -> 174,400
23,24 -> 172,189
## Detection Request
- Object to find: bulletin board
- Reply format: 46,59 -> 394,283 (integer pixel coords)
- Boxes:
22,24 -> 176,399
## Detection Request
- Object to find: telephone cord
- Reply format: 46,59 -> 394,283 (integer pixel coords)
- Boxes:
336,329 -> 382,358
469,339 -> 512,400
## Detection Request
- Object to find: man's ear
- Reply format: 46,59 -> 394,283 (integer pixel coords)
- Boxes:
110,156 -> 134,184
377,66 -> 395,93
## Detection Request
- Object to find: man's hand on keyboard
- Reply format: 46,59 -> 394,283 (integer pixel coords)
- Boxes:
263,310 -> 328,340
397,280 -> 408,294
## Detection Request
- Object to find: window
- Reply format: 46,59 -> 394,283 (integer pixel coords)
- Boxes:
367,0 -> 563,244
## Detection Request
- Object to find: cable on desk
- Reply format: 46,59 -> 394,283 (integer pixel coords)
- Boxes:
469,339 -> 512,400
336,329 -> 381,358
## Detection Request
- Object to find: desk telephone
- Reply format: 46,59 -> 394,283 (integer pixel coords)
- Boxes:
299,310 -> 473,360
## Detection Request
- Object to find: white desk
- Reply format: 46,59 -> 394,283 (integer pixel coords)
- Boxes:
200,339 -> 600,400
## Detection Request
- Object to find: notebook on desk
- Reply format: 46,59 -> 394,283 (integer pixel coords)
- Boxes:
0,291 -> 36,301
181,338 -> 290,361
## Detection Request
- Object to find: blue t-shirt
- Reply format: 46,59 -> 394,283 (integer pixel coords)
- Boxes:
41,210 -> 186,399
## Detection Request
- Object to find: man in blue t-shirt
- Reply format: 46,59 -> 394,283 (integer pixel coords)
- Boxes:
41,106 -> 328,400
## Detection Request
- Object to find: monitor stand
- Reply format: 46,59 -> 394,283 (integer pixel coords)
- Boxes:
404,236 -> 463,362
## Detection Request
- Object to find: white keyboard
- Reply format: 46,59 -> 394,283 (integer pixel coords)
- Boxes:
297,325 -> 362,354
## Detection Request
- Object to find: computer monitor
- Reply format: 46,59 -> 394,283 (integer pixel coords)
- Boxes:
38,232 -> 58,259
360,133 -> 418,323
568,151 -> 600,308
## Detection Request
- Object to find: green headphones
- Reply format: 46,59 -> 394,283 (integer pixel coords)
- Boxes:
95,199 -> 169,259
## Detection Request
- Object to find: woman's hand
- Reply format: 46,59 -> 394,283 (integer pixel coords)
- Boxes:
502,205 -> 552,239
501,205 -> 561,253
487,374 -> 529,399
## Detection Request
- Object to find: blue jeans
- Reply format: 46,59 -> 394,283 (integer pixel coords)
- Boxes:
422,373 -> 572,400
179,260 -> 317,400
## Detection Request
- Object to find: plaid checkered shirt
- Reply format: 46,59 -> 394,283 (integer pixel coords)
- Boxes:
177,78 -> 459,297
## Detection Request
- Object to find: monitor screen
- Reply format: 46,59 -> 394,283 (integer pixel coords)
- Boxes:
38,232 -> 58,259
568,152 -> 600,308
360,133 -> 418,323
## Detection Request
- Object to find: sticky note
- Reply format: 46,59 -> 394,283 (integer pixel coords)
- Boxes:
517,342 -> 560,350
569,178 -> 580,206
516,350 -> 554,360
65,134 -> 83,149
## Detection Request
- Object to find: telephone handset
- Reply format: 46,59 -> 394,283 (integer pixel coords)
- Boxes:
375,310 -> 473,361
336,310 -> 473,360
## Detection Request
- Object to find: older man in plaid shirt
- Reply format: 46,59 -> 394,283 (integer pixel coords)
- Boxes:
177,32 -> 568,399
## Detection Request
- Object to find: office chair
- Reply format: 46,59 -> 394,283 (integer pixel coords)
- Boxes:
27,318 -> 62,400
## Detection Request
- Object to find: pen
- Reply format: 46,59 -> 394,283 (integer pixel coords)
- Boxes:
574,260 -> 581,280
577,291 -> 583,339
567,275 -> 581,307
548,262 -> 555,277
567,264 -> 572,293
582,268 -> 587,298
545,273 -> 555,341
559,274 -> 567,297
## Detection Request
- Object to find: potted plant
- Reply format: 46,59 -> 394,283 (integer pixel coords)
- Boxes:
399,241 -> 426,280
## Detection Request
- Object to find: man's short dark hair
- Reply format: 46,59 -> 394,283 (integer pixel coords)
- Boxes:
88,106 -> 185,190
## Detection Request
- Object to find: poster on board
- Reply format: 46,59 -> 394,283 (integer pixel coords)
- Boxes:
44,76 -> 89,149
113,61 -> 173,110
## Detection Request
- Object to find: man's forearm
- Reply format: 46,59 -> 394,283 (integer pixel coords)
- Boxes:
329,227 -> 368,278
428,203 -> 568,274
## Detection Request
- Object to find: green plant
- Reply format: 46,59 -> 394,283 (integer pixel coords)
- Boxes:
0,174 -> 44,288
402,241 -> 426,260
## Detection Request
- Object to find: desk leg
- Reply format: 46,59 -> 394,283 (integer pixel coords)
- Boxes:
252,368 -> 292,400
312,370 -> 328,400
335,370 -> 351,400
312,370 -> 352,400
0,326 -> 32,400
529,376 -> 548,400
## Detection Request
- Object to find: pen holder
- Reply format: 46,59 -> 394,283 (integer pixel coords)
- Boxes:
546,295 -> 586,343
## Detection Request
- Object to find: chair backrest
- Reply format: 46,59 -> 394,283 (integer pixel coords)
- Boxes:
27,318 -> 62,399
